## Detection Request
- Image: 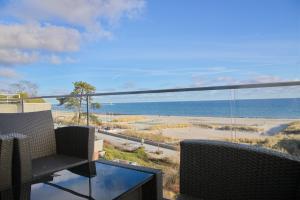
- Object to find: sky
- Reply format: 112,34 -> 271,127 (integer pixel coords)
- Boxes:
0,0 -> 299,99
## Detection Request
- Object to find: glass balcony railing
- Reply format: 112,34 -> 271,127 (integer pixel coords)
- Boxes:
1,81 -> 300,199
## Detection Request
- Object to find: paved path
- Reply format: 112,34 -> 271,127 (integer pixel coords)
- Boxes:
97,132 -> 179,158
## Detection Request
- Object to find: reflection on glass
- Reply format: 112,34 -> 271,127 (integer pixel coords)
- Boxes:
44,86 -> 300,199
30,162 -> 152,200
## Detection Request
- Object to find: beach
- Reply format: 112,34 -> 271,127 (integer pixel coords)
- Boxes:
52,111 -> 297,142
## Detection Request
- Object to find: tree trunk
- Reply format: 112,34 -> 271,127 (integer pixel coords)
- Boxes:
77,90 -> 83,125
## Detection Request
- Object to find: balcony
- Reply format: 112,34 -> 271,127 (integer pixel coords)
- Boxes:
0,81 -> 300,200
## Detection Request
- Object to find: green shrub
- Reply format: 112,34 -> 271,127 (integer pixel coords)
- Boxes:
103,141 -> 180,199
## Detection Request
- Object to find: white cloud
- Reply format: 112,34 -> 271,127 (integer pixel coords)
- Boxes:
0,49 -> 38,65
191,75 -> 290,87
49,55 -> 62,65
100,0 -> 145,23
216,75 -> 286,85
121,81 -> 136,89
0,68 -> 20,78
249,75 -> 285,83
0,23 -> 81,52
47,55 -> 79,64
215,76 -> 239,83
65,57 -> 78,63
0,0 -> 145,67
0,22 -> 79,67
3,0 -> 145,36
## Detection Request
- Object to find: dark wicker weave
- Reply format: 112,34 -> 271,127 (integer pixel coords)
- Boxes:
0,111 -> 95,184
179,140 -> 300,200
0,135 -> 13,200
0,135 -> 13,191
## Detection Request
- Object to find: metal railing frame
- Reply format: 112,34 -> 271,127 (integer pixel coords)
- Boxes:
24,81 -> 300,99
16,81 -> 300,147
20,80 -> 300,120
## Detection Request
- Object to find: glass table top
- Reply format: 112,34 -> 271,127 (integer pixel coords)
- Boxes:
30,161 -> 154,200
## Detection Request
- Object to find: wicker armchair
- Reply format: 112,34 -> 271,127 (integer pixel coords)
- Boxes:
0,111 -> 95,184
178,140 -> 300,200
0,135 -> 13,200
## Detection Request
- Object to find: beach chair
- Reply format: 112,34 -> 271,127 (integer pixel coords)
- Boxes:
0,111 -> 95,185
178,140 -> 300,200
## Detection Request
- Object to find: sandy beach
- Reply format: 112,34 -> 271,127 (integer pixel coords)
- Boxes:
52,111 -> 297,142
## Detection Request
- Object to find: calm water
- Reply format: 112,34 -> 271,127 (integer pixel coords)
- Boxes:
54,98 -> 300,119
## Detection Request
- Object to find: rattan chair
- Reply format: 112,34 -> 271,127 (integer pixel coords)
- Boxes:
0,135 -> 13,200
0,110 -> 95,184
178,140 -> 300,200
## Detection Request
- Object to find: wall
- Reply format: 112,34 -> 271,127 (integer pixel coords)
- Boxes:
0,104 -> 22,113
0,103 -> 51,113
23,103 -> 51,112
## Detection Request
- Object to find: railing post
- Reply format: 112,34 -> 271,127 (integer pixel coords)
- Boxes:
86,95 -> 89,126
229,89 -> 237,142
21,98 -> 24,113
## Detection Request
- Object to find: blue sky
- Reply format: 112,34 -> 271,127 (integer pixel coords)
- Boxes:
0,0 -> 299,97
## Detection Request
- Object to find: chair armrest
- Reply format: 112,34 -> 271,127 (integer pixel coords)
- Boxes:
9,133 -> 32,185
55,126 -> 95,160
0,135 -> 13,191
180,140 -> 300,200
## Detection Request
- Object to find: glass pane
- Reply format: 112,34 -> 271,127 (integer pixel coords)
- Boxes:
90,90 -> 234,199
19,84 -> 300,200
49,97 -> 89,128
233,86 -> 300,158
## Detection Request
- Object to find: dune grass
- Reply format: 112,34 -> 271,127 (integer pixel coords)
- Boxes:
192,123 -> 216,129
283,121 -> 300,135
53,112 -> 101,126
112,116 -> 147,123
122,129 -> 177,143
193,122 -> 263,132
101,122 -> 133,129
230,134 -> 300,157
217,125 -> 263,132
145,123 -> 190,131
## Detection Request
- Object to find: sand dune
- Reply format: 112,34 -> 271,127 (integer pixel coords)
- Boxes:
53,111 -> 297,141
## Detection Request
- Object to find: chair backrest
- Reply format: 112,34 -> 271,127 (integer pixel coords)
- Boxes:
0,135 -> 13,191
0,111 -> 56,159
180,140 -> 300,200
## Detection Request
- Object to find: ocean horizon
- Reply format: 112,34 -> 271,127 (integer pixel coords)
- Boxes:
53,98 -> 300,119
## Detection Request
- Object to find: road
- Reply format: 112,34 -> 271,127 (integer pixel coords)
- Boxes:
97,132 -> 179,158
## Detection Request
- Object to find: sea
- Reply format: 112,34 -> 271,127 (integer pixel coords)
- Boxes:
53,98 -> 300,119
